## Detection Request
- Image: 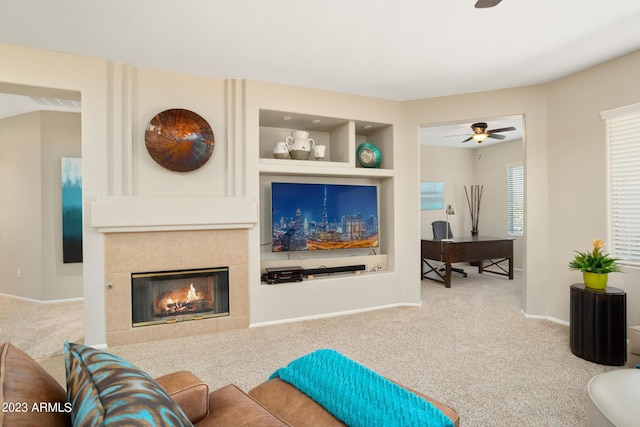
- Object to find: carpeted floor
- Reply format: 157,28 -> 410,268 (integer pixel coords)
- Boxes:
0,294 -> 83,358
2,270 -> 619,425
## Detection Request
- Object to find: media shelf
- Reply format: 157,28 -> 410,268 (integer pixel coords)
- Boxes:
257,109 -> 395,284
260,255 -> 390,285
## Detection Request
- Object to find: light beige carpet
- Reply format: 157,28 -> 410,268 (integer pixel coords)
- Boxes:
0,294 -> 83,359
107,270 -> 617,426
4,270 -> 619,425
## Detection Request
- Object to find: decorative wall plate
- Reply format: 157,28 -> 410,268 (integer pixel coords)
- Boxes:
356,142 -> 381,168
145,109 -> 215,172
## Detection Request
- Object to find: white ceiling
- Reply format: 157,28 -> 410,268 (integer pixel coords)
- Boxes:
2,1 -> 639,146
2,0 -> 640,103
419,115 -> 522,147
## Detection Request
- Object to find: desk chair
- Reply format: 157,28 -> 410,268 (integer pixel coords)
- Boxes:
431,221 -> 467,278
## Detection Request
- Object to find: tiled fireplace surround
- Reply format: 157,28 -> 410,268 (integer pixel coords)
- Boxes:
104,229 -> 249,346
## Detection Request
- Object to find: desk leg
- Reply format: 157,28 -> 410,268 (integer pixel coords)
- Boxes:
445,263 -> 451,288
509,256 -> 513,280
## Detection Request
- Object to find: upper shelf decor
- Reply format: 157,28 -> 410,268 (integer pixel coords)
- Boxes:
356,142 -> 381,168
145,109 -> 215,172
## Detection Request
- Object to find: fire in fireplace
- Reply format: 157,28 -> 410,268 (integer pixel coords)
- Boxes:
131,267 -> 229,327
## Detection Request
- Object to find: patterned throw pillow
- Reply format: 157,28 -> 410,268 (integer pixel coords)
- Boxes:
64,342 -> 193,427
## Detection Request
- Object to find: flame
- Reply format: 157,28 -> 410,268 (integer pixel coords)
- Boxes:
187,283 -> 197,302
157,282 -> 209,315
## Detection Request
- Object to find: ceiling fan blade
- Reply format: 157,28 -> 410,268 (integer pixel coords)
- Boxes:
474,0 -> 503,8
461,136 -> 473,143
487,133 -> 506,140
487,126 -> 516,133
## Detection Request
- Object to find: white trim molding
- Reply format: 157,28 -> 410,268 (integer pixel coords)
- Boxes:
91,196 -> 258,233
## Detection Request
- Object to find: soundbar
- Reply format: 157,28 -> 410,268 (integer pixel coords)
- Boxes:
302,264 -> 366,276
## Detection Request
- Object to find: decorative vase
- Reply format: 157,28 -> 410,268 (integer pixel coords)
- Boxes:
583,272 -> 608,290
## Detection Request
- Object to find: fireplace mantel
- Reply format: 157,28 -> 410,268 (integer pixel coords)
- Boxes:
91,196 -> 257,233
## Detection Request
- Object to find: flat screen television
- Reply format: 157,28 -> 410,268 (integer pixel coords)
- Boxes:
271,182 -> 379,252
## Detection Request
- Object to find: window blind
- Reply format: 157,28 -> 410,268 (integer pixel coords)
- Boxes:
602,104 -> 640,265
507,164 -> 524,235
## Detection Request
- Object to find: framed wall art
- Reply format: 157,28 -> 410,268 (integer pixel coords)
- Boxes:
61,157 -> 82,263
420,181 -> 444,210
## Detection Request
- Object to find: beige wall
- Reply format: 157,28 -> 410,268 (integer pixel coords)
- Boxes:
419,145 -> 474,238
0,112 -> 43,299
0,43 -> 111,345
244,79 -> 420,325
0,43 -> 420,345
2,41 -> 639,346
475,139 -> 524,269
0,111 -> 82,300
40,111 -> 83,299
545,50 -> 640,325
409,49 -> 640,326
405,86 -> 549,315
130,68 -> 230,197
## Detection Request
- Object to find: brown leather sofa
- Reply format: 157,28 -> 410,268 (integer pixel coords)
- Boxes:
1,341 -> 460,426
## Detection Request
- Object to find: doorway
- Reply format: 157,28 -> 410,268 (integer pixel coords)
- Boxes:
418,115 -> 525,269
0,83 -> 84,358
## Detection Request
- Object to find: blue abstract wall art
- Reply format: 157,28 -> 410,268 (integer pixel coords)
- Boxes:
61,157 -> 82,263
420,181 -> 444,210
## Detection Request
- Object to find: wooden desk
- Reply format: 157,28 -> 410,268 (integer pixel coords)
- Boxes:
421,236 -> 514,288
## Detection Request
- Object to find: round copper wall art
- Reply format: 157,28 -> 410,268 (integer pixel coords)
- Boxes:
145,109 -> 215,172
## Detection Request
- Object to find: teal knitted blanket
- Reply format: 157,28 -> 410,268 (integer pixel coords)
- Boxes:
269,349 -> 453,427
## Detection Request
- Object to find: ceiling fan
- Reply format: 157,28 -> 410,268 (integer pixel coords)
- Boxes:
461,122 -> 516,143
475,0 -> 503,8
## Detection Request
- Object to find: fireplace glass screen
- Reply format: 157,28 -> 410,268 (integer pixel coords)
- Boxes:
131,267 -> 229,327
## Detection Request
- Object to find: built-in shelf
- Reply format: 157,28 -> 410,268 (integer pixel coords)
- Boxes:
257,109 -> 395,280
258,158 -> 394,178
259,109 -> 393,170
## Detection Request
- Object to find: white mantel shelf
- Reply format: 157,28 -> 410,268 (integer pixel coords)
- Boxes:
91,196 -> 258,233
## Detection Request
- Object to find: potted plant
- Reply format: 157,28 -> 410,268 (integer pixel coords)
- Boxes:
568,239 -> 622,289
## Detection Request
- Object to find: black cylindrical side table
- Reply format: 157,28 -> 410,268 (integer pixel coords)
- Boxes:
570,283 -> 626,366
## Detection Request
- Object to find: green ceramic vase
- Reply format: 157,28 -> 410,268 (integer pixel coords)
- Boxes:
583,272 -> 608,290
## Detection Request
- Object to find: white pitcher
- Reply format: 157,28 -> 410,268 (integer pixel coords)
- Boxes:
290,130 -> 309,139
285,136 -> 315,160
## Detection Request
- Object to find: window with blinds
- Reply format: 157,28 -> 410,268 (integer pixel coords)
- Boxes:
507,164 -> 524,236
601,103 -> 640,266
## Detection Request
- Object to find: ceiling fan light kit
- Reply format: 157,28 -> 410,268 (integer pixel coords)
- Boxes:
460,122 -> 516,144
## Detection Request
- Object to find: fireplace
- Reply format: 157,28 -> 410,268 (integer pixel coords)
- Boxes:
131,267 -> 230,327
104,229 -> 249,346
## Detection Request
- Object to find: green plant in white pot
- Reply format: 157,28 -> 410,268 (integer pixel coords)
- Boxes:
568,239 -> 622,289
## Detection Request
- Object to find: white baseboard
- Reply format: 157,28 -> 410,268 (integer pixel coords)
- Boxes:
91,343 -> 109,350
0,292 -> 83,304
250,302 -> 422,328
521,309 -> 569,327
